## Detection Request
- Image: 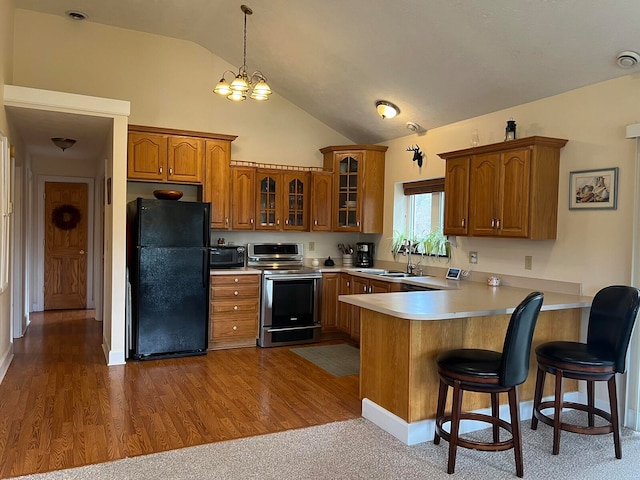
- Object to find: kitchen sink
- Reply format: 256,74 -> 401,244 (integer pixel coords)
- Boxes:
354,269 -> 417,278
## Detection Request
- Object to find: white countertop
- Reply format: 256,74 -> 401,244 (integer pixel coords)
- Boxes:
339,281 -> 592,321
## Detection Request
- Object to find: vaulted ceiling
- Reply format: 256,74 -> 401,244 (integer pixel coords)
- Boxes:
11,0 -> 640,149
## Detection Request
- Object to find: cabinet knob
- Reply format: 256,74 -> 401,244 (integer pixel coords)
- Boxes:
234,278 -> 239,283
347,281 -> 350,287
461,218 -> 466,228
159,166 -> 163,174
368,286 -> 372,293
491,218 -> 495,228
234,291 -> 239,296
277,219 -> 280,226
232,325 -> 238,331
314,220 -> 318,226
285,219 -> 289,225
357,221 -> 360,227
233,305 -> 238,311
496,218 -> 501,229
363,285 -> 367,293
169,168 -> 173,175
225,217 -> 229,225
250,218 -> 254,224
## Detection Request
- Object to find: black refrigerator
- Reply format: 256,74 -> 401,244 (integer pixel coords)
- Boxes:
127,198 -> 210,360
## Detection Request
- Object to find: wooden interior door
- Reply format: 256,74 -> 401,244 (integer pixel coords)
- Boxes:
44,182 -> 88,310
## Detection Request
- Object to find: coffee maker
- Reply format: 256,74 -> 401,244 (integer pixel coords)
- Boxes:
355,242 -> 375,268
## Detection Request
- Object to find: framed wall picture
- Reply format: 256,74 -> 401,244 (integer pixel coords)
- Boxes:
569,167 -> 618,210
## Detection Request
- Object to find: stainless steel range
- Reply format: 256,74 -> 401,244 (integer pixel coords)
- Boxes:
248,243 -> 322,347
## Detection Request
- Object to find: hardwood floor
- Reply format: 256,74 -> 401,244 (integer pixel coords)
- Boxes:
0,311 -> 361,478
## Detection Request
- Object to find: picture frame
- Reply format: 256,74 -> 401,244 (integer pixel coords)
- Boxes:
569,167 -> 618,210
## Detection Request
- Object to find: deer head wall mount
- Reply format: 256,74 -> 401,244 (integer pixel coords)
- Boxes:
406,145 -> 424,168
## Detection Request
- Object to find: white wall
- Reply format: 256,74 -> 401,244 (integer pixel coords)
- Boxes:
12,9 -> 351,166
0,0 -> 14,382
379,76 -> 640,297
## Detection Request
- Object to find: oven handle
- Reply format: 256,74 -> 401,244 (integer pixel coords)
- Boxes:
266,325 -> 322,333
264,274 -> 322,281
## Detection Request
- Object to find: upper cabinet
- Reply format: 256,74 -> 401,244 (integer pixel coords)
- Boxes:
320,145 -> 387,233
231,166 -> 256,230
439,136 -> 568,239
310,171 -> 333,231
203,139 -> 233,229
255,169 -> 310,231
128,124 -> 236,187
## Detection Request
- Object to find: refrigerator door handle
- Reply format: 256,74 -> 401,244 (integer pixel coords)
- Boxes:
203,248 -> 210,288
203,206 -> 210,245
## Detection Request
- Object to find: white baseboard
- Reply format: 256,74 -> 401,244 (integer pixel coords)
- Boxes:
362,391 -> 583,445
103,340 -> 125,366
0,344 -> 14,383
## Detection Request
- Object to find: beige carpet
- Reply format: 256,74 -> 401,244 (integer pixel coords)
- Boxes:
11,413 -> 640,479
291,343 -> 360,377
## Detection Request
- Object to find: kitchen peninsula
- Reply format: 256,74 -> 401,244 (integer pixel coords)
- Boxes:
339,282 -> 592,445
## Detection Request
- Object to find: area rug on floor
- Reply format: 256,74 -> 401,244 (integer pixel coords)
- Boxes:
290,343 -> 359,377
11,416 -> 640,480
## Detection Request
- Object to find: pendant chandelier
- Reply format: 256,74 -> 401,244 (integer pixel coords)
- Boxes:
214,5 -> 272,102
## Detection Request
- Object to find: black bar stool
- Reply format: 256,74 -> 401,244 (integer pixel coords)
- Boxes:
531,285 -> 640,458
434,291 -> 544,478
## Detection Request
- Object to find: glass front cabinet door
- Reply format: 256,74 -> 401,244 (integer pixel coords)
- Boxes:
336,153 -> 362,231
320,145 -> 387,234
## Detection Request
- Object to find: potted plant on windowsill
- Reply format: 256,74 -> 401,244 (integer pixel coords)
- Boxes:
391,230 -> 420,261
422,229 -> 451,260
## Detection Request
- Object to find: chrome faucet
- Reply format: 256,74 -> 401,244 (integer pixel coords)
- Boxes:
406,240 -> 416,275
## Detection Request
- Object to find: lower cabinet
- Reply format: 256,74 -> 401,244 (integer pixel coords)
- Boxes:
320,273 -> 340,333
337,274 -> 402,342
209,273 -> 260,350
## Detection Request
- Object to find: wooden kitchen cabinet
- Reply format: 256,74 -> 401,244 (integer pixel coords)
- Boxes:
321,145 -> 387,233
439,136 -> 568,239
443,157 -> 470,236
338,274 -> 352,333
255,169 -> 309,231
128,128 -> 204,184
346,275 -> 401,341
310,171 -> 333,231
209,273 -> 260,350
231,166 -> 256,230
320,273 -> 340,333
203,139 -> 233,229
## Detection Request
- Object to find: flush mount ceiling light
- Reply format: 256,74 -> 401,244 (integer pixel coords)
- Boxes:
214,5 -> 272,102
616,50 -> 640,68
51,137 -> 77,151
375,101 -> 400,119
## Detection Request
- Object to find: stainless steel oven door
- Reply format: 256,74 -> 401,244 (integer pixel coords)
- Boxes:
259,273 -> 321,347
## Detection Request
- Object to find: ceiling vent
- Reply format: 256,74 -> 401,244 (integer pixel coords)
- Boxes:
616,51 -> 640,69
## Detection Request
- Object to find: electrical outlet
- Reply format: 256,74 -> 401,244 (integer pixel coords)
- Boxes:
309,241 -> 315,252
525,255 -> 532,270
469,251 -> 478,264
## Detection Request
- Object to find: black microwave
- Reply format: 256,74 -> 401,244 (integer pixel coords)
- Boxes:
209,245 -> 246,269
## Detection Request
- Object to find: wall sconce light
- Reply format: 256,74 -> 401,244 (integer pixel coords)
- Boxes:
51,137 -> 77,151
406,144 -> 423,168
376,100 -> 399,119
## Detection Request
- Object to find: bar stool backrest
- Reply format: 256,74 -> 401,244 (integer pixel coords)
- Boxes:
500,291 -> 544,387
586,285 -> 640,373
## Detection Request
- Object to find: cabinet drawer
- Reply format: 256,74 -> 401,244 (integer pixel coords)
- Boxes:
210,299 -> 259,315
211,316 -> 257,340
210,275 -> 261,287
210,284 -> 260,299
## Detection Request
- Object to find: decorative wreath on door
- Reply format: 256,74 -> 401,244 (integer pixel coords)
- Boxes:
51,204 -> 82,230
